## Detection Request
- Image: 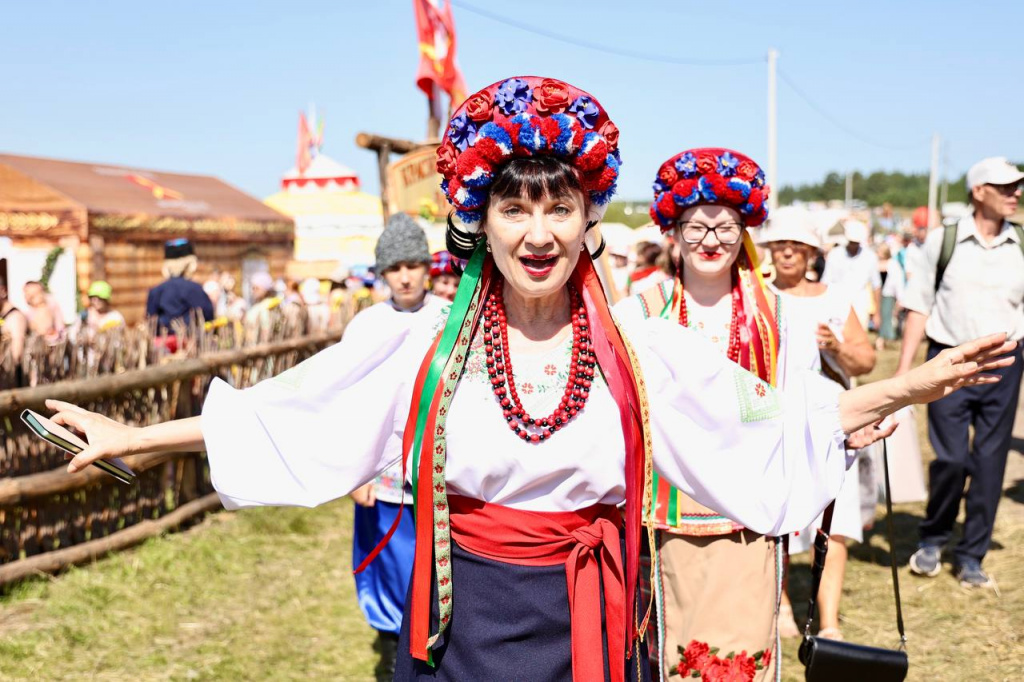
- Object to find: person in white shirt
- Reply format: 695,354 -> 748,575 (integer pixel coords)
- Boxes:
348,212 -> 448,679
899,157 -> 1024,588
821,220 -> 882,331
44,78 -> 1014,681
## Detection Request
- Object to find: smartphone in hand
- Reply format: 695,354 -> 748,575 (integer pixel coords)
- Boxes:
21,409 -> 136,485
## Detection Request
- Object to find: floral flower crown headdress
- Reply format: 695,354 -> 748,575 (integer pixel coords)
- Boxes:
650,147 -> 770,231
437,76 -> 621,230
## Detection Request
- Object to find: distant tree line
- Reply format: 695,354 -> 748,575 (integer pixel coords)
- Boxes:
778,169 -> 977,208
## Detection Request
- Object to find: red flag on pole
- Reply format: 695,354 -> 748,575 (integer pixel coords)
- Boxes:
414,0 -> 467,108
296,112 -> 313,176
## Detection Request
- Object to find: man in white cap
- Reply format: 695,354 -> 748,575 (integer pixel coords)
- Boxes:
898,157 -> 1024,588
821,218 -> 882,329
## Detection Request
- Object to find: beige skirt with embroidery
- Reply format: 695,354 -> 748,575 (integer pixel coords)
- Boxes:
657,529 -> 778,680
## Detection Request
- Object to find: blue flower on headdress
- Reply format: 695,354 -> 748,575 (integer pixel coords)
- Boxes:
674,185 -> 702,207
653,179 -> 669,194
698,176 -> 719,202
569,95 -> 600,130
674,152 -> 698,178
717,152 -> 739,177
494,78 -> 533,116
726,178 -> 752,200
448,112 -> 478,152
753,168 -> 766,188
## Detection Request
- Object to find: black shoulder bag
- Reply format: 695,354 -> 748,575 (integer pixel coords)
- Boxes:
798,438 -> 909,681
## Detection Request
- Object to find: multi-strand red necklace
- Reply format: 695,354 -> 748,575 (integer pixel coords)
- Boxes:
677,283 -> 742,364
483,282 -> 595,443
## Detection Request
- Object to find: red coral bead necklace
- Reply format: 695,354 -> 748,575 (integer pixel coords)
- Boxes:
483,281 -> 595,443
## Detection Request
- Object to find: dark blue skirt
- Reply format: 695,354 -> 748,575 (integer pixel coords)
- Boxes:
394,539 -> 651,681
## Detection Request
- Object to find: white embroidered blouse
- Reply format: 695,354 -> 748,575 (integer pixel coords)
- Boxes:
201,299 -> 849,536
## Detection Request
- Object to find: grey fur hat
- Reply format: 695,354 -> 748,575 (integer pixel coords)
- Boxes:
375,213 -> 431,272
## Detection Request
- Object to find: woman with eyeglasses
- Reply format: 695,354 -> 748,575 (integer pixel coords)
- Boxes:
616,148 -> 840,678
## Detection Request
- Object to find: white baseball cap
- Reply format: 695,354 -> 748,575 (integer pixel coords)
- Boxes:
759,206 -> 820,249
966,157 -> 1024,190
842,219 -> 869,244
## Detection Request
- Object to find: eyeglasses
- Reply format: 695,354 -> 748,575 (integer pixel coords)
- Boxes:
678,222 -> 744,245
987,182 -> 1024,197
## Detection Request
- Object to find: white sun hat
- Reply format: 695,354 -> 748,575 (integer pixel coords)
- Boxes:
758,206 -> 820,249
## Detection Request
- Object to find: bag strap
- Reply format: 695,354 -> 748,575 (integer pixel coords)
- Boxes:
934,223 -> 958,293
801,438 -> 906,648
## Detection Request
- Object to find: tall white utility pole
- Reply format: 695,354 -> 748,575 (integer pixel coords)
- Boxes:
767,48 -> 778,214
927,133 -> 940,227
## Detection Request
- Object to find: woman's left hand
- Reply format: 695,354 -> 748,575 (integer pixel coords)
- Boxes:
846,420 -> 898,449
816,323 -> 840,354
900,332 -> 1016,405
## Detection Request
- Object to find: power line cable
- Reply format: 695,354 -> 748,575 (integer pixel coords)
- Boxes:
776,68 -> 931,152
450,0 -> 761,67
451,1 -> 931,155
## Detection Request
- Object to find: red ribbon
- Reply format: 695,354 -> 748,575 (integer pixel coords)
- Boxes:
449,495 -> 626,682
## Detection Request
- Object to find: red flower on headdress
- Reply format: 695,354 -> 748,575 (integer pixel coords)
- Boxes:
585,164 -> 618,193
747,187 -> 764,209
658,163 -> 678,187
534,78 -> 572,115
539,116 -> 563,146
598,120 -> 620,150
656,192 -> 680,220
721,180 -> 749,205
701,173 -> 728,200
464,92 -> 493,123
737,159 -> 759,181
474,136 -> 508,165
576,136 -> 609,172
437,140 -> 458,176
696,153 -> 718,175
672,178 -> 699,202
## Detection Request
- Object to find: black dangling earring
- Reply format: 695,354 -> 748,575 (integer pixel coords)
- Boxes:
589,238 -> 606,259
585,220 -> 598,232
446,211 -> 482,261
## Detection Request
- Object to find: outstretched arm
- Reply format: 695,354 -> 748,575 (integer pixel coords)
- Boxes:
839,332 -> 1015,436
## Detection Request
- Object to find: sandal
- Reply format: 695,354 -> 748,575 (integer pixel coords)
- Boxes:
817,627 -> 844,641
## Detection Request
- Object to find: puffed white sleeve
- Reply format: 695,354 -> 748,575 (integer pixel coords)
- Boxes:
616,312 -> 850,536
200,308 -> 441,510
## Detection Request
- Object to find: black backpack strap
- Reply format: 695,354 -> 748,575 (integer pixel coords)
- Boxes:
934,223 -> 958,293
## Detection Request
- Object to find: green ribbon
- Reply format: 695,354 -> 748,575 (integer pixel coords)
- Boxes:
409,243 -> 487,499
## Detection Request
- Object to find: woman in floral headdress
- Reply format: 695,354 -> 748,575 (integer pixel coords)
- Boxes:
616,149 -> 867,679
48,78 -> 1014,682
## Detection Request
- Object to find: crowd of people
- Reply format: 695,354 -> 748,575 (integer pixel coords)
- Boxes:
0,220 -> 464,386
44,74 -> 1021,682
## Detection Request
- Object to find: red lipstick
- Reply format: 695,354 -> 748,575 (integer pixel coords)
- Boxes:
520,254 -> 558,277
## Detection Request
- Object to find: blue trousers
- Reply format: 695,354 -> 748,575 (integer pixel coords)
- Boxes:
353,500 -> 415,634
920,341 -> 1024,564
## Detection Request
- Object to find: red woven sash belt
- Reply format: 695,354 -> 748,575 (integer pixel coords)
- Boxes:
448,494 -> 626,682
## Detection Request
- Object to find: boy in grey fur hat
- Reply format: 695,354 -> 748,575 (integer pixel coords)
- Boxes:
373,213 -> 433,312
352,212 -> 449,680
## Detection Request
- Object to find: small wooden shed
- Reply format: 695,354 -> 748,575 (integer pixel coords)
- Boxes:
0,154 -> 293,324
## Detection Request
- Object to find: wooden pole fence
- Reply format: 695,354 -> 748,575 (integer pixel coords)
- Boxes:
0,492 -> 223,585
0,331 -> 341,416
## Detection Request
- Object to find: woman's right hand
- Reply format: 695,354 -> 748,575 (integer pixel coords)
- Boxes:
350,483 -> 376,507
45,399 -> 139,473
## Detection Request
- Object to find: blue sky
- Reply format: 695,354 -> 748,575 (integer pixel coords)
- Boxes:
2,1 -> 1020,202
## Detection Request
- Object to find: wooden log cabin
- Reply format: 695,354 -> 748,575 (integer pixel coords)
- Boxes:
0,153 -> 293,324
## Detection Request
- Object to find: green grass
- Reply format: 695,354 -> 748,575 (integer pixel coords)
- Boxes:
1,347 -> 1022,680
0,502 -> 376,681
